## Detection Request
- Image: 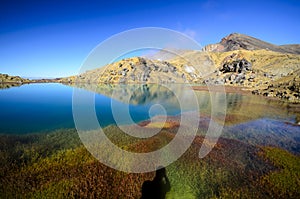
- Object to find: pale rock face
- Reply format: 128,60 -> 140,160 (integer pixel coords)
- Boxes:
202,44 -> 224,52
184,65 -> 195,73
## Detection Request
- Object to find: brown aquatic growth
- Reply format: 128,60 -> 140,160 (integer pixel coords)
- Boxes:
1,125 -> 299,198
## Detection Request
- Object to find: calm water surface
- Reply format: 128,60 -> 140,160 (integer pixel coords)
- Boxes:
0,83 -> 299,139
0,83 -> 181,133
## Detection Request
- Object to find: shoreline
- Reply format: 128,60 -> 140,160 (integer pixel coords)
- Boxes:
192,85 -> 251,94
192,85 -> 300,104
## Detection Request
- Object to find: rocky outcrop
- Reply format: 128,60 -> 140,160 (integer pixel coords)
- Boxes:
0,73 -> 69,89
202,48 -> 300,102
252,71 -> 300,102
202,52 -> 254,86
203,33 -> 300,54
198,49 -> 300,102
0,73 -> 30,84
220,58 -> 252,73
0,73 -> 31,89
202,44 -> 224,52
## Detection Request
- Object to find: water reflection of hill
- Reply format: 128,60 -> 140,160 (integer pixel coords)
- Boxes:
0,83 -> 22,89
69,83 -> 300,126
70,83 -> 194,106
194,89 -> 300,126
223,93 -> 299,125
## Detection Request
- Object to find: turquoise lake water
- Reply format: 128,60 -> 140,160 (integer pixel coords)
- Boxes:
0,83 -> 182,134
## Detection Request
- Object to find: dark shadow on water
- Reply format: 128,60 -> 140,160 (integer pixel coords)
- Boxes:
141,166 -> 171,199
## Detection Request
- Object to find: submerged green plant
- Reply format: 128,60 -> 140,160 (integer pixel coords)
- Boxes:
0,126 -> 299,198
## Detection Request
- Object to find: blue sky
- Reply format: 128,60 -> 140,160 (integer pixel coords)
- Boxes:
0,0 -> 299,78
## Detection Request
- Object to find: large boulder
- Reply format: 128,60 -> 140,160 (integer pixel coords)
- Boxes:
220,58 -> 252,73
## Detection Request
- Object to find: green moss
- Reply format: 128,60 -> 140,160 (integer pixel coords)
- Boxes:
28,180 -> 74,199
259,147 -> 300,198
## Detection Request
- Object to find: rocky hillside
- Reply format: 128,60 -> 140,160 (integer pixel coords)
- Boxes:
0,73 -> 31,89
0,73 -> 30,83
0,73 -> 68,89
203,33 -> 300,54
65,57 -> 204,84
167,49 -> 300,102
65,48 -> 300,102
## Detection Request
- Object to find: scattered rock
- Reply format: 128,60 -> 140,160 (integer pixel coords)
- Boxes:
161,66 -> 169,73
248,74 -> 256,82
252,90 -> 260,95
229,74 -> 236,81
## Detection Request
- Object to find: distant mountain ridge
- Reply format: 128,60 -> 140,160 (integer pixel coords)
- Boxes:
203,33 -> 300,54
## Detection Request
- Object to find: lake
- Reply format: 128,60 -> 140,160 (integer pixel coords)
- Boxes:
1,83 -> 299,152
1,83 -> 300,198
0,83 -> 298,125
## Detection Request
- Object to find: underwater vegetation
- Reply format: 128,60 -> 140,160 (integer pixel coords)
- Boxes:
1,124 -> 299,199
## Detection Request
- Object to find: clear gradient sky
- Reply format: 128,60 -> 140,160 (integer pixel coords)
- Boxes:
0,0 -> 299,78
